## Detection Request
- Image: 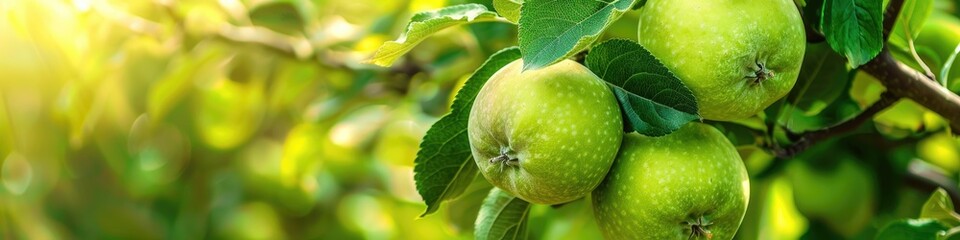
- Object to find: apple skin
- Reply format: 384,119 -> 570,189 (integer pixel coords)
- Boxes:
592,123 -> 750,240
638,0 -> 805,121
468,59 -> 623,205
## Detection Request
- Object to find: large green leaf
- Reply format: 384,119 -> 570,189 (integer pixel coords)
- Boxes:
920,188 -> 960,227
888,0 -> 934,52
413,47 -> 522,216
822,0 -> 884,67
875,219 -> 948,240
517,0 -> 635,71
493,0 -> 522,23
369,4 -> 508,67
584,39 -> 699,136
474,188 -> 531,240
787,43 -> 850,116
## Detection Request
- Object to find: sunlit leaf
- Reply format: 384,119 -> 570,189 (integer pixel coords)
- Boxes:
493,0 -> 522,23
518,0 -> 635,70
920,188 -> 960,227
368,4 -> 507,67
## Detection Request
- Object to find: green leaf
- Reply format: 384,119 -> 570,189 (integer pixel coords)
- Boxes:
786,43 -> 851,116
517,0 -> 635,71
920,188 -> 960,227
941,42 -> 960,89
584,39 -> 699,136
888,0 -> 935,52
821,0 -> 884,67
413,47 -> 522,217
493,0 -> 522,23
875,219 -> 948,240
475,188 -> 531,240
248,0 -> 307,35
369,4 -> 507,67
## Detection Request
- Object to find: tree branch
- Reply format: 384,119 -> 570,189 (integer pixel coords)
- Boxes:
861,50 -> 960,134
882,0 -> 905,42
773,92 -> 900,158
905,160 -> 960,212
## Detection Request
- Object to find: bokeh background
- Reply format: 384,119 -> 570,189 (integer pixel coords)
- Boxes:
2,0 -> 960,239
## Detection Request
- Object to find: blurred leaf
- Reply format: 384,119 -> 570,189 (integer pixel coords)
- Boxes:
369,4 -> 506,67
493,0 -> 522,23
920,188 -> 960,227
446,177 -> 494,233
875,219 -> 948,240
822,0 -> 883,67
942,43 -> 960,89
249,0 -> 306,35
803,0 -> 826,33
475,188 -> 531,240
518,0 -> 635,70
584,39 -> 699,136
147,47 -> 224,122
414,47 -> 521,216
787,43 -> 850,116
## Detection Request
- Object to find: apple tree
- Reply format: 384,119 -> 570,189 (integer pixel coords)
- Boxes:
369,0 -> 960,239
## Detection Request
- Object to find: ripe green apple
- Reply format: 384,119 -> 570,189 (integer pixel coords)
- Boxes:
468,59 -> 623,205
592,123 -> 750,240
638,0 -> 806,121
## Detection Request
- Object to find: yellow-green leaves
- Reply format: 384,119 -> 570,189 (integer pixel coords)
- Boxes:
493,0 -> 522,23
368,4 -> 507,67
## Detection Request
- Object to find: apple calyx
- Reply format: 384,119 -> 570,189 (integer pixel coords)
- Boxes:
746,59 -> 775,85
685,216 -> 714,239
489,147 -> 519,168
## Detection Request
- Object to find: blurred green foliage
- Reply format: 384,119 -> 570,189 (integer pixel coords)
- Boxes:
1,0 -> 960,239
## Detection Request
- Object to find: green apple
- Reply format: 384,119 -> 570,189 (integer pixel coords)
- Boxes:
638,0 -> 806,121
592,123 -> 750,240
788,152 -> 876,237
468,59 -> 623,205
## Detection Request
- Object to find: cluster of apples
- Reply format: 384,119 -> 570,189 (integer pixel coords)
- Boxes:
467,0 -> 806,239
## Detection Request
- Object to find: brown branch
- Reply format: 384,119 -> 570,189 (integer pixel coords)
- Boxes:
882,0 -> 905,42
861,50 -> 960,134
905,160 -> 960,212
773,92 -> 900,158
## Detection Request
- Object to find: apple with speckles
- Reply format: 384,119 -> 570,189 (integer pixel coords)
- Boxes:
592,123 -> 749,240
468,59 -> 623,205
638,0 -> 806,121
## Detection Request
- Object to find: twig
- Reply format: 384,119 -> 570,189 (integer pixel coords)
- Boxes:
772,92 -> 900,158
905,160 -> 960,212
861,51 -> 960,134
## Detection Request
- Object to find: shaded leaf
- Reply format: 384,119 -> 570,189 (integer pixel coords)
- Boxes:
787,43 -> 850,116
875,219 -> 948,240
822,0 -> 883,67
369,4 -> 507,67
475,188 -> 531,240
585,39 -> 699,136
888,0 -> 934,52
413,47 -> 522,216
518,0 -> 635,70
